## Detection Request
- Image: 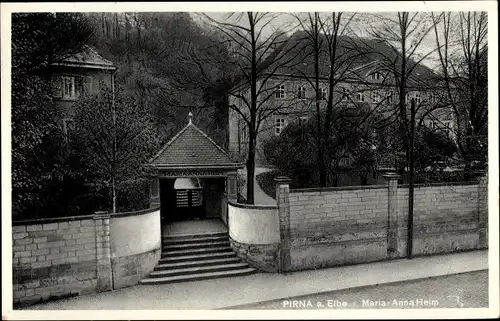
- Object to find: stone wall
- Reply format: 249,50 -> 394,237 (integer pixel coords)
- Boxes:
277,174 -> 488,272
397,182 -> 481,256
12,207 -> 161,307
108,208 -> 161,289
287,185 -> 389,271
227,201 -> 280,272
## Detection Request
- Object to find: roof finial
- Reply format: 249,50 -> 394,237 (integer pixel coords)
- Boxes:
188,112 -> 193,124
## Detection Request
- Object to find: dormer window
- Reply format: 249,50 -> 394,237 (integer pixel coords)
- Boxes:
356,92 -> 365,102
342,88 -> 350,101
320,88 -> 327,100
370,72 -> 381,81
386,91 -> 394,103
371,91 -> 380,103
297,86 -> 306,99
414,92 -> 422,104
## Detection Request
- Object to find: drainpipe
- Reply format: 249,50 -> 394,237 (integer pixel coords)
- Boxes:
111,70 -> 117,214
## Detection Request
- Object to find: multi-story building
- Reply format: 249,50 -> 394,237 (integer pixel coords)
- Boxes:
228,32 -> 454,166
49,45 -> 117,135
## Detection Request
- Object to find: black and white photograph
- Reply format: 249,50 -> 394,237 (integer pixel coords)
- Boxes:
1,1 -> 498,319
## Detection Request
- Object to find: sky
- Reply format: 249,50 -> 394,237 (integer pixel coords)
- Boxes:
195,12 -> 446,70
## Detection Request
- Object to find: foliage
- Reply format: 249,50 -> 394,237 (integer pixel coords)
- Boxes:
11,13 -> 93,219
71,88 -> 161,212
84,12 -> 228,147
264,107 -> 381,187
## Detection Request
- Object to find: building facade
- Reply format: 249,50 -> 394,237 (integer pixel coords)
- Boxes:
49,45 -> 117,135
228,34 -> 455,166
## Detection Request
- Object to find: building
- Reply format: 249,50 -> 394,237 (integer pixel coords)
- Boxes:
49,45 -> 117,136
228,32 -> 454,166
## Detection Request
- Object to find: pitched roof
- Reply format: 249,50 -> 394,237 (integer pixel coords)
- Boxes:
148,118 -> 242,169
51,45 -> 116,70
265,31 -> 438,88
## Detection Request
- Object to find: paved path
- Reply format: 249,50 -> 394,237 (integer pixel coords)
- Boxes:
225,270 -> 489,309
21,250 -> 487,310
239,167 -> 276,205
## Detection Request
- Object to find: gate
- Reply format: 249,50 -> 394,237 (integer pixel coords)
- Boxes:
175,188 -> 204,220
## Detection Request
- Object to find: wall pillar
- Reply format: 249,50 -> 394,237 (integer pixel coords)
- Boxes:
227,172 -> 237,201
477,172 -> 488,249
274,176 -> 292,274
383,173 -> 401,259
149,176 -> 160,208
93,211 -> 113,292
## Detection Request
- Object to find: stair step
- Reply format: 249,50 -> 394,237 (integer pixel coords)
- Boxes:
140,268 -> 256,285
163,241 -> 230,251
154,257 -> 241,271
149,262 -> 249,278
162,246 -> 232,257
159,251 -> 236,264
163,235 -> 228,245
163,232 -> 228,240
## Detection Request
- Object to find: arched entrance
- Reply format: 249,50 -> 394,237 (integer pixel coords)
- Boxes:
146,113 -> 245,233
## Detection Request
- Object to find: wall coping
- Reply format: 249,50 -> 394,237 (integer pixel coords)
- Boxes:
228,200 -> 277,210
291,184 -> 388,193
12,206 -> 161,226
398,181 -> 479,188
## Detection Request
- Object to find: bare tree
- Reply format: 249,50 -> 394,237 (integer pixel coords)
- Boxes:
431,12 -> 488,174
204,12 -> 304,204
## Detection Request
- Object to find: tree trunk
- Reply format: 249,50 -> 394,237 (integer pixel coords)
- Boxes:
407,99 -> 416,259
246,136 -> 256,204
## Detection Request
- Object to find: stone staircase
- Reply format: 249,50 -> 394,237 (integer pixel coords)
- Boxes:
140,231 -> 256,285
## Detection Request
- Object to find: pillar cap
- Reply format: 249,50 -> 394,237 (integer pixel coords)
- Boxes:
274,176 -> 292,184
382,172 -> 401,180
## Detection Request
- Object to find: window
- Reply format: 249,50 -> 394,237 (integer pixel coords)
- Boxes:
371,91 -> 380,103
297,86 -> 306,99
276,84 -> 286,99
342,87 -> 350,101
320,88 -> 327,100
414,92 -> 421,104
62,118 -> 75,140
386,91 -> 394,103
370,72 -> 381,81
240,122 -> 248,141
62,76 -> 76,99
52,75 -> 62,98
275,117 -> 286,135
356,92 -> 365,102
405,93 -> 410,105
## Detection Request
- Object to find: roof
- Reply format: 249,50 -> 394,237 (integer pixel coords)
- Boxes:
148,116 -> 243,170
50,45 -> 117,70
263,31 -> 438,88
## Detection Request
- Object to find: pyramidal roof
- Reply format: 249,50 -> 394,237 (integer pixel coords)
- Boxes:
148,114 -> 242,170
51,45 -> 117,70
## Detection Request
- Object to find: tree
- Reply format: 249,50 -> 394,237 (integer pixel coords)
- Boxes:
11,13 -> 93,218
431,12 -> 488,174
71,88 -> 160,213
203,12 -> 304,204
85,12 -> 228,148
264,105 -> 378,187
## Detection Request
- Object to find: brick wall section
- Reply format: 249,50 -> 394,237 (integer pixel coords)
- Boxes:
398,183 -> 481,256
12,207 -> 161,307
478,175 -> 488,249
289,186 -> 389,246
279,175 -> 488,272
12,218 -> 98,306
287,186 -> 388,271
